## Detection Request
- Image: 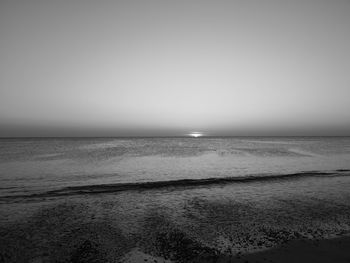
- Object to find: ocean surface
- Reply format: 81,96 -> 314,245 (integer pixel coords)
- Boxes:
1,137 -> 350,262
0,137 -> 350,199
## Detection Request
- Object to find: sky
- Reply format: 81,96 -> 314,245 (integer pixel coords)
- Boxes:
0,0 -> 350,136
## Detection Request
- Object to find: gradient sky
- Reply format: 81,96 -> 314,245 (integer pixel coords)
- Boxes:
1,0 -> 350,136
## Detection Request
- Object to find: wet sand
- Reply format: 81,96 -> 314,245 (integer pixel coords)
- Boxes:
122,235 -> 350,262
230,235 -> 350,263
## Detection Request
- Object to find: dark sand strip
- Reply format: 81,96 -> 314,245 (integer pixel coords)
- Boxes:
194,236 -> 350,263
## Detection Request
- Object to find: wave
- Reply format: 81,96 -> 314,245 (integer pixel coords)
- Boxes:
1,169 -> 349,200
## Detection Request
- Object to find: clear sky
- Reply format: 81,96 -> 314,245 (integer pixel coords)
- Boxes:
1,0 -> 350,136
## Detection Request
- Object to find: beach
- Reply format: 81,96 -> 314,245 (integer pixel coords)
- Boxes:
1,170 -> 350,262
1,137 -> 350,262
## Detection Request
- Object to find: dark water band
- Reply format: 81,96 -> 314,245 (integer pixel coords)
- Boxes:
1,169 -> 349,201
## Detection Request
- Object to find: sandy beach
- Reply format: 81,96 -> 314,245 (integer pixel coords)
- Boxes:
1,171 -> 350,263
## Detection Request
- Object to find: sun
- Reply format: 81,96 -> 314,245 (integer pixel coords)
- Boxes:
188,132 -> 203,138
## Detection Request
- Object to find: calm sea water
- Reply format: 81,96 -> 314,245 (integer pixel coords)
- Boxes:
0,137 -> 350,198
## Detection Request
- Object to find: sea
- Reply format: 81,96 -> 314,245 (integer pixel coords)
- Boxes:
1,136 -> 350,198
1,137 -> 350,261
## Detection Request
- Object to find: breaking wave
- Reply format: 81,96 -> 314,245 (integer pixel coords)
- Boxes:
1,169 -> 349,200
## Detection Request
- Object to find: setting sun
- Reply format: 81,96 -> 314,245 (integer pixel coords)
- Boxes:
189,132 -> 203,138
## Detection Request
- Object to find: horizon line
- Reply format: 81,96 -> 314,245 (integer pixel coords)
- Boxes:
1,135 -> 350,139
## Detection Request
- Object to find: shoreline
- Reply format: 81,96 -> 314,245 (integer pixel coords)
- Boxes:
1,170 -> 349,201
1,172 -> 350,262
